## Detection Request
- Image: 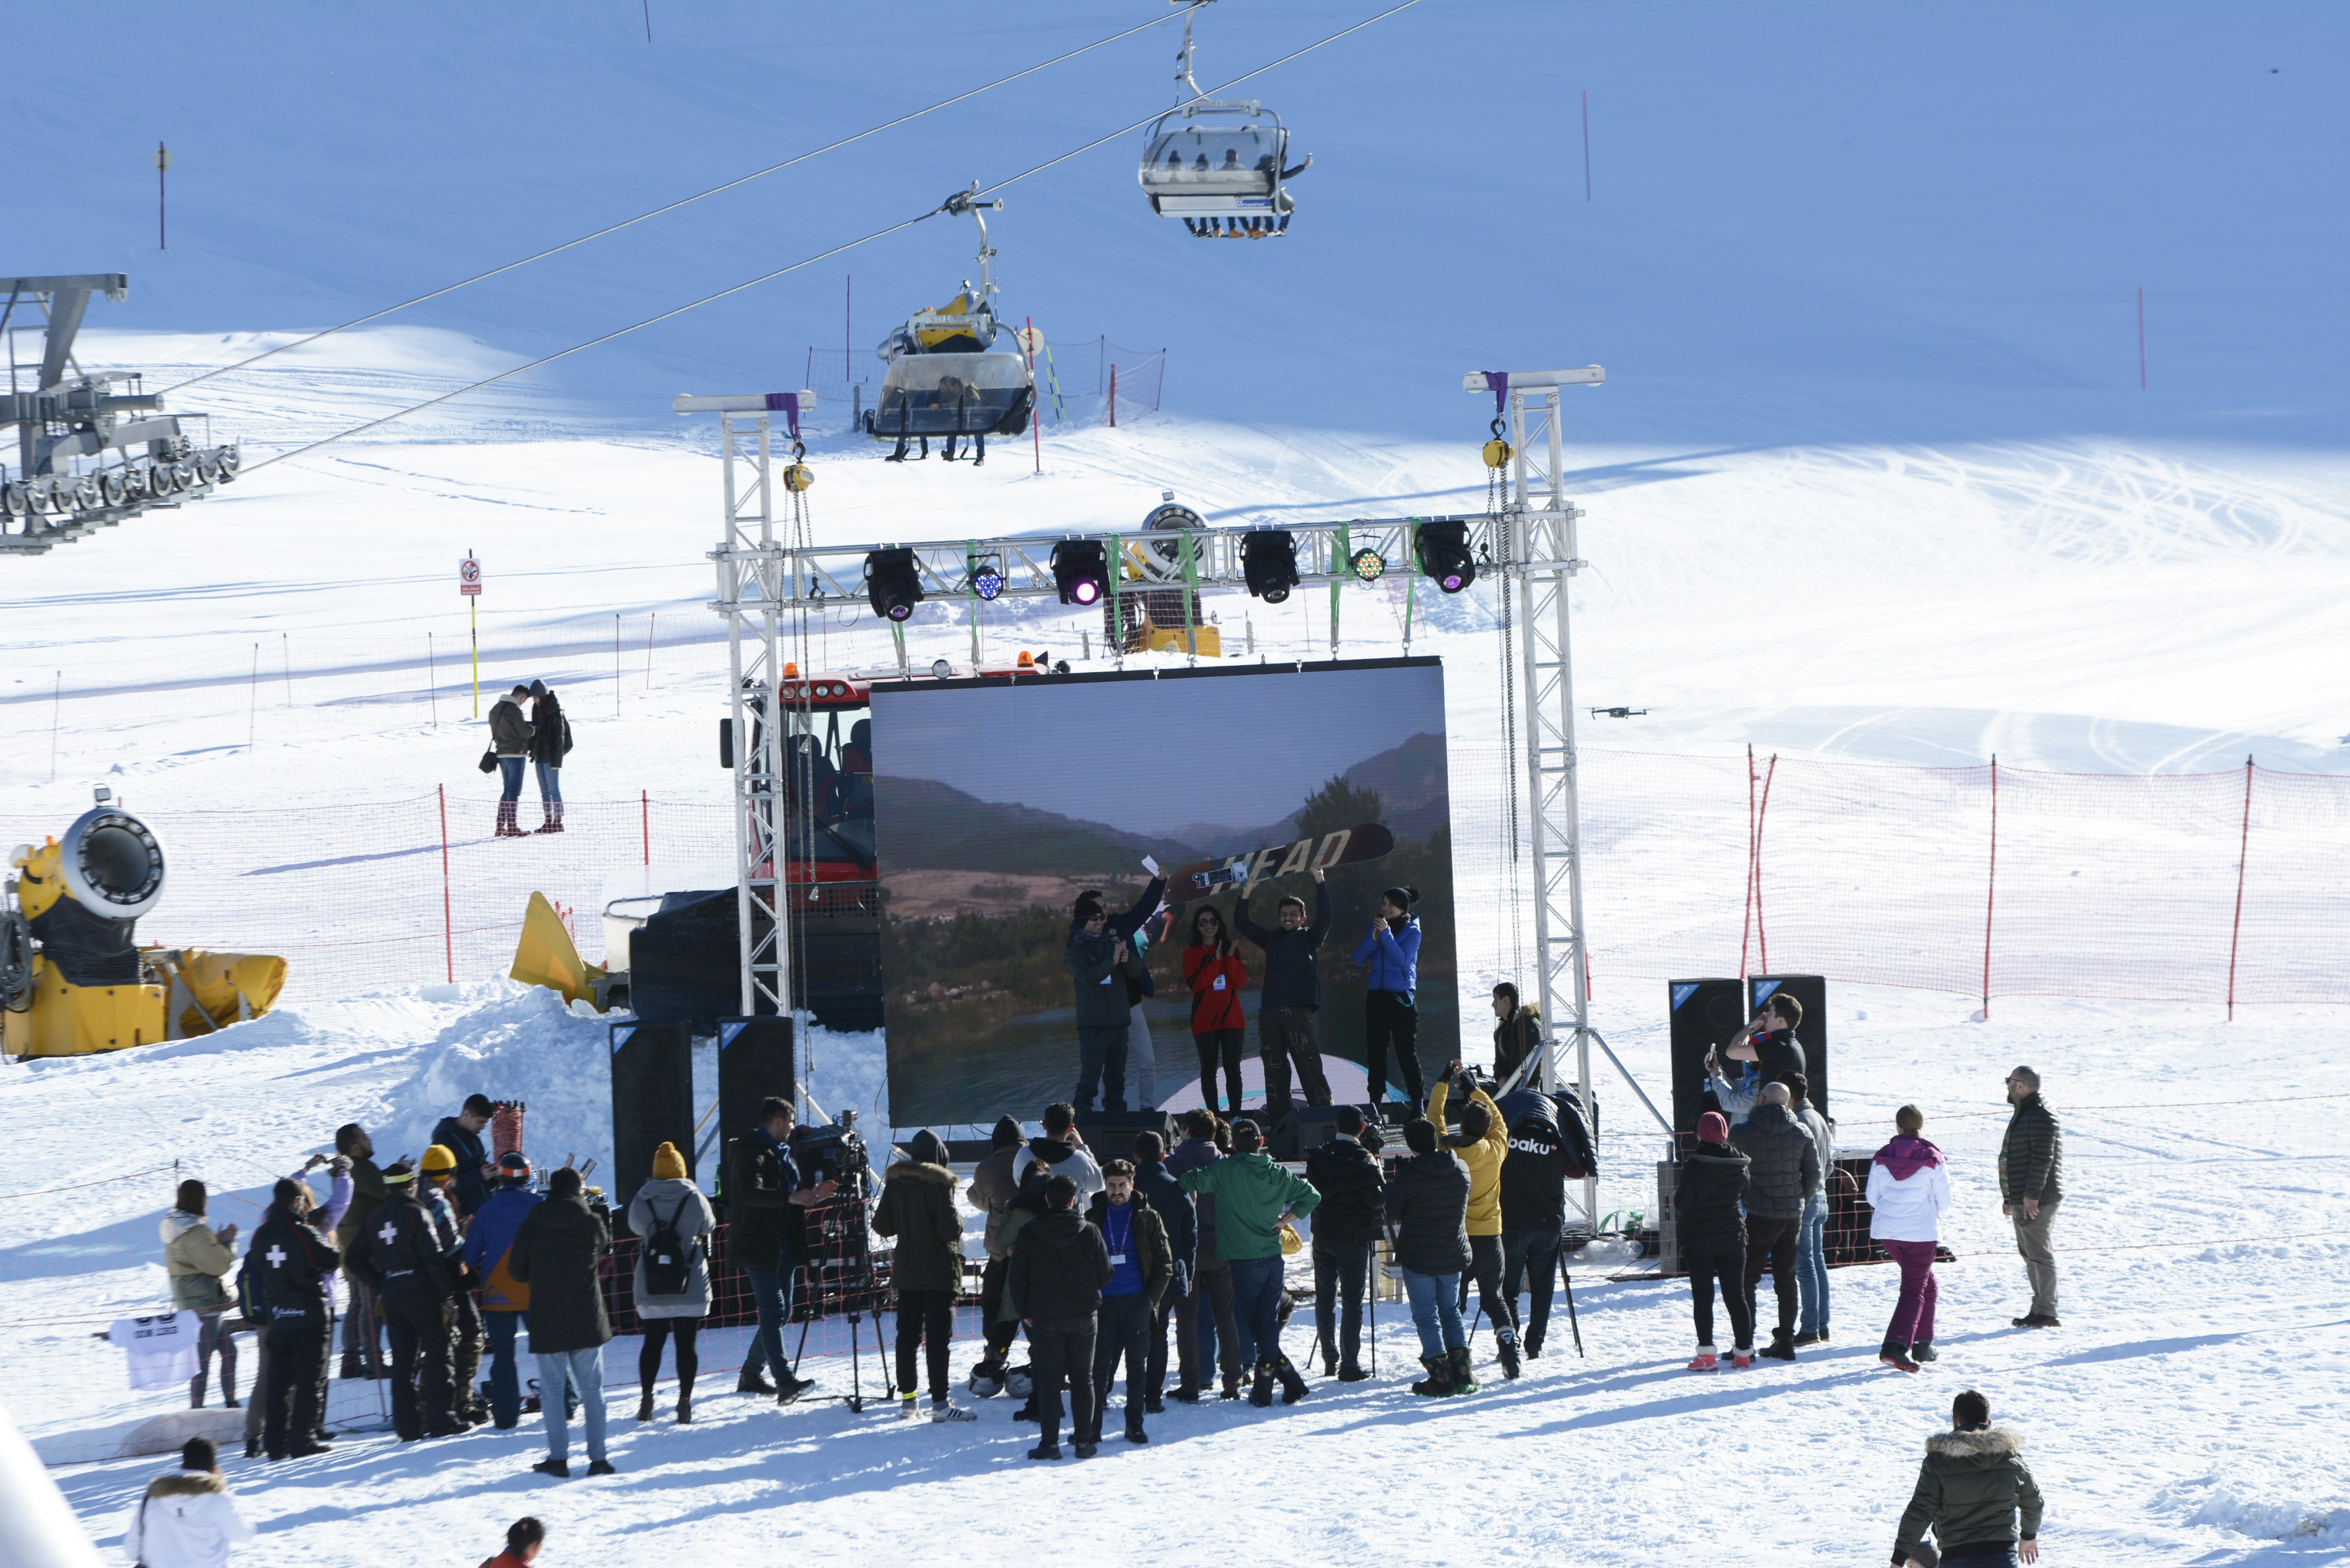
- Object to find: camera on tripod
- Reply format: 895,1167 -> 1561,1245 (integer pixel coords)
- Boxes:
789,1108 -> 871,1197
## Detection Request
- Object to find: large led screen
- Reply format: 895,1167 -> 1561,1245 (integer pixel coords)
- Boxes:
872,658 -> 1456,1127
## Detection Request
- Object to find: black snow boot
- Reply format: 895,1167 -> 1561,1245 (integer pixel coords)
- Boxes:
1497,1328 -> 1523,1380
1249,1362 -> 1275,1408
1910,1339 -> 1937,1363
1272,1354 -> 1310,1405
735,1369 -> 776,1396
1760,1329 -> 1797,1362
1446,1346 -> 1479,1395
1410,1355 -> 1453,1397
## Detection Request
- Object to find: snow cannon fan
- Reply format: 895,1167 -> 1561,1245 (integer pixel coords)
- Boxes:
2,789 -> 285,1059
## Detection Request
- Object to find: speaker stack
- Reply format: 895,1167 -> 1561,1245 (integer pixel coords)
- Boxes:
716,1016 -> 796,1155
1073,1109 -> 1178,1167
608,1021 -> 695,1222
1667,977 -> 1746,1140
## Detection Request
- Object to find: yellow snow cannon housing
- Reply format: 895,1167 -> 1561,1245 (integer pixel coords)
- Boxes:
1,802 -> 286,1059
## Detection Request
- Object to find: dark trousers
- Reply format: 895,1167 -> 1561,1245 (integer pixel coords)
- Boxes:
1743,1214 -> 1802,1339
1028,1321 -> 1097,1448
449,1291 -> 483,1416
484,1310 -> 525,1426
638,1317 -> 701,1398
1074,1023 -> 1129,1112
1152,1282 -> 1193,1394
895,1288 -> 954,1398
1090,1293 -> 1152,1437
1312,1237 -> 1372,1369
1686,1242 -> 1753,1350
1229,1255 -> 1286,1367
1191,1253 -> 1242,1388
1502,1227 -> 1563,1349
740,1261 -> 796,1382
1458,1233 -> 1515,1336
262,1308 -> 326,1457
1193,1028 -> 1245,1113
978,1256 -> 1018,1365
1362,990 -> 1423,1106
340,1277 -> 384,1374
382,1287 -> 455,1439
1260,1008 -> 1333,1111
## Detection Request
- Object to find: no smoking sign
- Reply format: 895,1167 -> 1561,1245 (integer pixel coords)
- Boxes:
458,558 -> 482,597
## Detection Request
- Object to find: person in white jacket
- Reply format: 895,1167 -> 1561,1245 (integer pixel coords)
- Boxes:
121,1437 -> 254,1567
1865,1104 -> 1952,1375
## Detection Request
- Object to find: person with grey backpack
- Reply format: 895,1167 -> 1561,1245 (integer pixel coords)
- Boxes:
627,1142 -> 714,1426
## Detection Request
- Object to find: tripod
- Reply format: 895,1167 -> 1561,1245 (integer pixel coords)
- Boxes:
789,1175 -> 897,1413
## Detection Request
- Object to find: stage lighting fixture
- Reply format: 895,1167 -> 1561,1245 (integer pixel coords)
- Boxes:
970,556 -> 1004,601
1240,530 -> 1299,605
1349,547 -> 1387,583
1414,520 -> 1476,594
1051,540 -> 1108,607
864,548 -> 924,622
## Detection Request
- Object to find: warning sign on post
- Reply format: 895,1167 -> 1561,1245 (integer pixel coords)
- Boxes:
458,558 -> 481,597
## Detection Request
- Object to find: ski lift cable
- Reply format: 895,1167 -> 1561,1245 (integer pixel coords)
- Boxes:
160,8 -> 1195,396
239,0 -> 1422,477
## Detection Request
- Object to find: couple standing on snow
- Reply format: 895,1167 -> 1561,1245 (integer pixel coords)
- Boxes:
486,680 -> 572,838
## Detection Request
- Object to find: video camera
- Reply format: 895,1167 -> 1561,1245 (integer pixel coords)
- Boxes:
789,1108 -> 872,1198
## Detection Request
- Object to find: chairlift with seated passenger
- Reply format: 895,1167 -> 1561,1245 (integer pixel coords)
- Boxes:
863,186 -> 1037,466
1137,2 -> 1310,239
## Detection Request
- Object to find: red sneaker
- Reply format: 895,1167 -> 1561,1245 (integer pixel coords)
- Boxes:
1686,1351 -> 1719,1371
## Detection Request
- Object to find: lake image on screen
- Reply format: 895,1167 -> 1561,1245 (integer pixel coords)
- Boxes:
870,660 -> 1457,1127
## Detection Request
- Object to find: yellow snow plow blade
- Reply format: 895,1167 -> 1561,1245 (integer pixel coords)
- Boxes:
509,891 -> 606,1007
168,950 -> 287,1034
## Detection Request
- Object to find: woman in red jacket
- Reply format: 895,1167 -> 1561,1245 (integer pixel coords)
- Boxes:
1183,904 -> 1250,1114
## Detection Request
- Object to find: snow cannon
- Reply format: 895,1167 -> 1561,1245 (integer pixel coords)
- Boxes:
1,791 -> 285,1059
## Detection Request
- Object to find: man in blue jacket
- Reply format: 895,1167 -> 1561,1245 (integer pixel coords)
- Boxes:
463,1153 -> 541,1429
1351,886 -> 1426,1110
1232,867 -> 1335,1111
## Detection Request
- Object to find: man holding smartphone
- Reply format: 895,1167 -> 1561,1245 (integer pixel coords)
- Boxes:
1068,888 -> 1150,1113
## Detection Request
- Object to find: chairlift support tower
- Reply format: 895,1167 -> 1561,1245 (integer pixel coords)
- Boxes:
1470,364 -> 1606,1233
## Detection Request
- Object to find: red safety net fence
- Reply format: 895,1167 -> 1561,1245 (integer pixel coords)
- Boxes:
1563,750 -> 2350,1012
4,751 -> 2341,1011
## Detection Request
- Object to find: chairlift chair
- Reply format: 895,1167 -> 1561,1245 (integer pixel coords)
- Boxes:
862,187 -> 1037,465
1136,2 -> 1306,239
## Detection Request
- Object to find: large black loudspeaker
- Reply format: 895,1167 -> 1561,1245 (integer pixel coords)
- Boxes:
1749,974 -> 1829,1118
609,1021 -> 695,1221
1668,978 -> 1747,1136
1076,1109 -> 1178,1167
716,1017 -> 796,1159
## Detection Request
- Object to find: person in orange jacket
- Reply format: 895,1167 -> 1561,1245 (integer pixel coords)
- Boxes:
478,1515 -> 545,1567
1429,1062 -> 1520,1377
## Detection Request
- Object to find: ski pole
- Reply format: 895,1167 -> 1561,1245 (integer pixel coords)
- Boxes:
1561,1249 -> 1585,1357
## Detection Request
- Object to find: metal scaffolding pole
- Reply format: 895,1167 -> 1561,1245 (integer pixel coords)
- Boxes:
1476,366 -> 1604,1232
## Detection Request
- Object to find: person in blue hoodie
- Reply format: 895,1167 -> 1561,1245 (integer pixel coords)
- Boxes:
1351,886 -> 1426,1110
463,1154 -> 542,1429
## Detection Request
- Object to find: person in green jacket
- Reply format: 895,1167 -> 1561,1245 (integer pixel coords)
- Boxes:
1893,1389 -> 2046,1567
1177,1118 -> 1320,1407
870,1130 -> 977,1424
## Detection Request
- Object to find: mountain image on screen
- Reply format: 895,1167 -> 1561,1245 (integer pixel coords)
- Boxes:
869,660 -> 1456,1126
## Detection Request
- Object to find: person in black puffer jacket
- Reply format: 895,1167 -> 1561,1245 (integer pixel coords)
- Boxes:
527,679 -> 572,833
1730,1082 -> 1820,1360
1302,1106 -> 1385,1380
1497,1095 -> 1574,1359
1382,1119 -> 1474,1396
1009,1174 -> 1112,1458
1131,1131 -> 1198,1409
1676,1113 -> 1753,1368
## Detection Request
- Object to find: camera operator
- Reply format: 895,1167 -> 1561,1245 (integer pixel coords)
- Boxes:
724,1097 -> 839,1404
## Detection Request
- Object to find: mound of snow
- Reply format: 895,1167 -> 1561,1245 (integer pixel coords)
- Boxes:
2155,1468 -> 2350,1541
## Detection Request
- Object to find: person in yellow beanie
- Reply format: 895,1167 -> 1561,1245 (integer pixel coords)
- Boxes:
627,1142 -> 715,1424
1431,1061 -> 1519,1378
419,1144 -> 489,1426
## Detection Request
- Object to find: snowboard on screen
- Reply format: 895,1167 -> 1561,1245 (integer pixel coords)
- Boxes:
1163,821 -> 1395,904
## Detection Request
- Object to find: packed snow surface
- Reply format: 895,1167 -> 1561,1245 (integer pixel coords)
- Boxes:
3,0 -> 2348,1562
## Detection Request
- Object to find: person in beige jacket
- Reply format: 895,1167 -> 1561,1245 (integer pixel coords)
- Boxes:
162,1178 -> 240,1409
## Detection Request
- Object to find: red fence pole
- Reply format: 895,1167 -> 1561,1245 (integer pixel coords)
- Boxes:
2226,755 -> 2253,1020
437,784 -> 455,983
642,789 -> 651,867
1753,753 -> 1777,973
1740,744 -> 1756,977
1982,755 -> 1999,1018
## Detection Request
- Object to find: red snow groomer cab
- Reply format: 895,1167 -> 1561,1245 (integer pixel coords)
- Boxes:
741,650 -> 1066,1031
